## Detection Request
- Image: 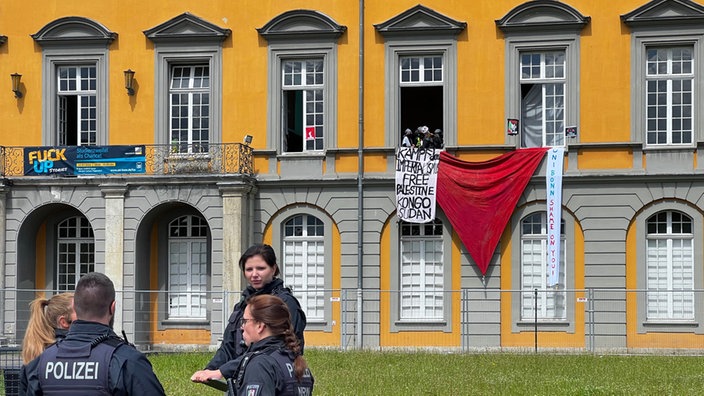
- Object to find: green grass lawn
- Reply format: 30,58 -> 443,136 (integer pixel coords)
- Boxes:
148,350 -> 704,395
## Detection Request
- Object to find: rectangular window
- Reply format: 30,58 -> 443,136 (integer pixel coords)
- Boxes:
645,46 -> 693,145
399,55 -> 444,146
57,66 -> 97,146
169,65 -> 210,154
520,51 -> 566,148
282,59 -> 324,152
399,221 -> 444,321
520,213 -> 566,320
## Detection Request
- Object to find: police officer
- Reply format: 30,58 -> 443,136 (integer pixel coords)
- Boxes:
20,272 -> 166,395
191,294 -> 313,396
193,244 -> 306,381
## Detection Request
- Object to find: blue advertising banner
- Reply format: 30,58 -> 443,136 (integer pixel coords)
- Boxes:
24,145 -> 146,176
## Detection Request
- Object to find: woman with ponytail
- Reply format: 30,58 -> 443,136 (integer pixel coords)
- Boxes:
193,244 -> 306,383
21,292 -> 76,364
191,294 -> 314,395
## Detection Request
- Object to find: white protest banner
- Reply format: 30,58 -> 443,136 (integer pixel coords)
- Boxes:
395,147 -> 439,223
546,147 -> 564,287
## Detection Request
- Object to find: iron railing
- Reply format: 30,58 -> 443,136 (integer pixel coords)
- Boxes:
0,142 -> 254,177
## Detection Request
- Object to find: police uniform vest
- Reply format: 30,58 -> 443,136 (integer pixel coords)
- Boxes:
231,346 -> 313,396
268,349 -> 313,396
37,335 -> 123,395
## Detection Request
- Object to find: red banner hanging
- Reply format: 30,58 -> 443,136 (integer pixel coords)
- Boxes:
436,148 -> 548,276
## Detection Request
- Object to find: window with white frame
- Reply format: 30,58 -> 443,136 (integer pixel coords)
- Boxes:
399,219 -> 444,321
170,65 -> 210,154
145,12 -> 229,148
645,46 -> 693,146
646,210 -> 694,321
282,214 -> 325,320
282,59 -> 324,153
259,10 -> 344,156
520,51 -> 566,148
57,66 -> 97,146
168,215 -> 208,319
497,1 -> 587,149
622,1 -> 704,147
399,55 -> 444,146
33,17 -> 113,146
56,216 -> 95,291
520,212 -> 566,321
375,4 -> 464,148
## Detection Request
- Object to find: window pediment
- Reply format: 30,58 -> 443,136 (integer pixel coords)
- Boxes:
32,17 -> 116,47
496,0 -> 590,33
374,4 -> 466,38
622,0 -> 704,28
257,10 -> 346,41
144,12 -> 231,43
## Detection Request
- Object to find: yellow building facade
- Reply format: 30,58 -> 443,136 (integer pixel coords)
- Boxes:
1,0 -> 704,352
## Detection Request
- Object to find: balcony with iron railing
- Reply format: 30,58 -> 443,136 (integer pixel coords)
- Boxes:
0,142 -> 254,177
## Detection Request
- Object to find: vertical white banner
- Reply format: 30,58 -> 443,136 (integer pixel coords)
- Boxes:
546,147 -> 564,287
395,147 -> 439,223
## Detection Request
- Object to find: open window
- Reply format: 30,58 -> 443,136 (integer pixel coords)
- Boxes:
375,5 -> 465,147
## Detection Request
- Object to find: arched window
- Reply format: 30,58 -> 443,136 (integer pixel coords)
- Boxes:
56,216 -> 95,291
399,219 -> 444,320
282,214 -> 325,320
168,215 -> 208,319
646,210 -> 694,320
520,212 -> 566,320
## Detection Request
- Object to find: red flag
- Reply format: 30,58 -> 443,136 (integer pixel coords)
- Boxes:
436,148 -> 547,275
305,127 -> 316,140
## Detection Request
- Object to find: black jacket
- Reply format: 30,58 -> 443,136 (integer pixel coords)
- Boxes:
206,278 -> 306,378
230,336 -> 314,396
20,320 -> 166,395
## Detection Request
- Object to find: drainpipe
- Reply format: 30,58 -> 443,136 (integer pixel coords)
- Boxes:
356,0 -> 365,350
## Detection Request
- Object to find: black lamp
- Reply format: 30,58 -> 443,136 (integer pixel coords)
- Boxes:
11,73 -> 22,98
124,69 -> 135,96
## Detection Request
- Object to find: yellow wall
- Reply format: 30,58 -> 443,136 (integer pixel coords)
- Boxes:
0,0 -> 640,170
578,149 -> 632,170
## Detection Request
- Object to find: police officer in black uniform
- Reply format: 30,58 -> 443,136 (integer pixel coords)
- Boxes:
20,272 -> 166,395
192,294 -> 313,396
193,244 -> 306,380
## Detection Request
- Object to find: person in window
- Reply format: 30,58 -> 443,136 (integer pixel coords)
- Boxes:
433,128 -> 444,149
401,129 -> 414,147
192,244 -> 306,382
192,295 -> 313,396
422,129 -> 437,149
21,292 -> 76,365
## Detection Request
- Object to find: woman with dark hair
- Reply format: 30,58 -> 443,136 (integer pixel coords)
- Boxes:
21,292 -> 76,364
192,243 -> 306,381
192,295 -> 314,395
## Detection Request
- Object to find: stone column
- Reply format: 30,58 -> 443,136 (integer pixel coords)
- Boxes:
218,182 -> 255,294
101,184 -> 127,333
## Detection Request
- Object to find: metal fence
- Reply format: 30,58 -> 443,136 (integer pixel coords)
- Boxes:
3,288 -> 704,355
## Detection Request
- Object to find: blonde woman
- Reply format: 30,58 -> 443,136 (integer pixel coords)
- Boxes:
21,292 -> 76,364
